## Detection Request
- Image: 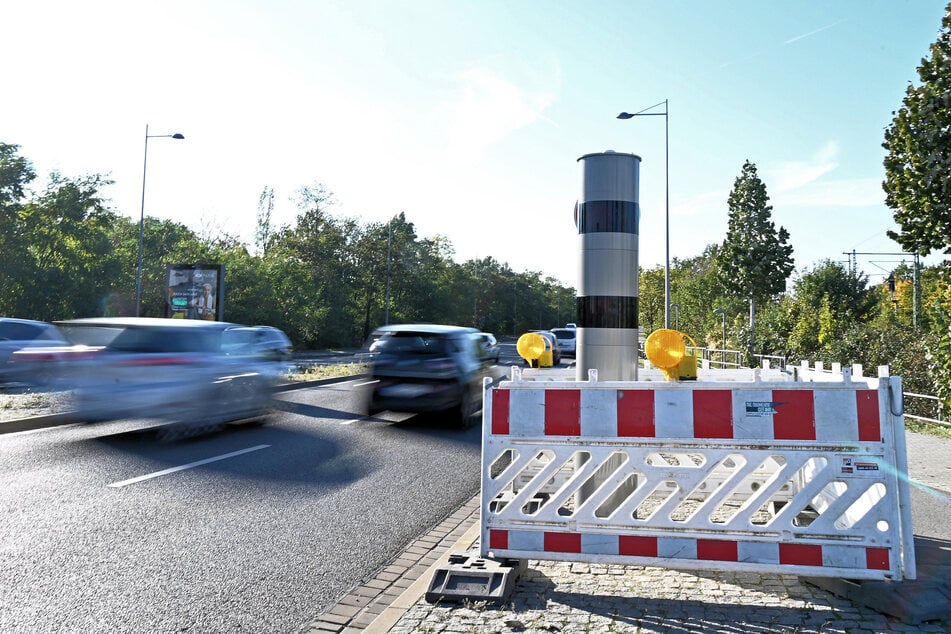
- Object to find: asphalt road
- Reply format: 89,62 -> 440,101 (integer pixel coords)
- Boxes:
0,377 -> 484,633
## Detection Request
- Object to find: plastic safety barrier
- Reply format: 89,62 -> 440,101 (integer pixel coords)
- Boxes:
480,369 -> 916,581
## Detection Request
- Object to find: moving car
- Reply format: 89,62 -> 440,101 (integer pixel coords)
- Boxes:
16,317 -> 285,439
367,324 -> 488,427
221,325 -> 293,362
530,330 -> 562,366
475,332 -> 500,363
0,318 -> 69,385
550,327 -> 576,358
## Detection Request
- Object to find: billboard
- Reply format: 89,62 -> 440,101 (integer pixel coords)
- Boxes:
166,264 -> 225,321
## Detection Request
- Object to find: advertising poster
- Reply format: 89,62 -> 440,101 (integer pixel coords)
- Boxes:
166,264 -> 225,321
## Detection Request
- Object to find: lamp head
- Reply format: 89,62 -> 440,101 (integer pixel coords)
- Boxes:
617,112 -> 634,120
172,133 -> 185,139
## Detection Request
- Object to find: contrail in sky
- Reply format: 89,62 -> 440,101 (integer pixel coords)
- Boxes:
784,20 -> 845,45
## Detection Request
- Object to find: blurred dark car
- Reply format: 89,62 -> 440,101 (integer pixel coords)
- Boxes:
550,327 -> 576,358
0,318 -> 70,385
530,330 -> 562,365
14,317 -> 284,439
476,332 -> 500,363
364,325 -> 400,356
367,324 -> 488,426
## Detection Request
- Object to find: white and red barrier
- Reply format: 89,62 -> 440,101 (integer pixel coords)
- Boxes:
480,369 -> 916,581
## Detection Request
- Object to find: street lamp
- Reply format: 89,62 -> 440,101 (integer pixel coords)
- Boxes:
670,302 -> 680,330
136,124 -> 184,317
618,99 -> 669,327
713,308 -> 726,367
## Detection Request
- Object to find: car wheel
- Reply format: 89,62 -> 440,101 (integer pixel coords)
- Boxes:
457,385 -> 481,429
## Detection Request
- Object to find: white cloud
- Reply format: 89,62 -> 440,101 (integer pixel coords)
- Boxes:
773,177 -> 885,208
445,64 -> 558,159
770,141 -> 840,192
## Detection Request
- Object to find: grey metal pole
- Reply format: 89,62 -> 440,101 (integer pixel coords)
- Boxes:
135,126 -> 184,317
135,124 -> 150,317
664,99 -> 670,329
385,218 -> 391,325
617,100 -> 670,328
714,308 -> 725,367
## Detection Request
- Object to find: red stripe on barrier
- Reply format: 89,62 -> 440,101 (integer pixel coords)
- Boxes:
492,389 -> 510,435
693,391 -> 733,438
545,390 -> 581,436
619,535 -> 658,557
772,390 -> 816,440
489,529 -> 508,550
697,539 -> 738,561
866,547 -> 890,570
779,543 -> 823,566
856,390 -> 882,442
617,389 -> 655,437
545,532 -> 582,553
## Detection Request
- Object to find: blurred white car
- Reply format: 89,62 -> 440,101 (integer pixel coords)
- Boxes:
15,317 -> 285,439
475,332 -> 500,363
550,327 -> 576,357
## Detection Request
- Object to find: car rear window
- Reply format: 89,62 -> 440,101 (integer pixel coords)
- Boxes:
380,332 -> 452,355
553,329 -> 576,340
61,325 -> 221,353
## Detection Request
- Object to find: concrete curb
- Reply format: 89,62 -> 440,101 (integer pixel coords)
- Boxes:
0,412 -> 80,435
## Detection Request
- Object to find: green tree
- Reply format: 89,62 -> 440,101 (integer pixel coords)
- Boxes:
784,260 -> 877,360
16,172 -> 122,319
0,144 -> 37,315
883,4 -> 951,257
715,160 -> 794,360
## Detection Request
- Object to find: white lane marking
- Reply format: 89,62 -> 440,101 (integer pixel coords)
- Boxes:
107,444 -> 270,488
341,417 -> 366,425
352,380 -> 378,387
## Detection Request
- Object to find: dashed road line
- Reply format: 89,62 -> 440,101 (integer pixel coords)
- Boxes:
107,444 -> 270,488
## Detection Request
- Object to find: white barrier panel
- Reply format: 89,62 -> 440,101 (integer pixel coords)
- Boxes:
480,374 -> 916,581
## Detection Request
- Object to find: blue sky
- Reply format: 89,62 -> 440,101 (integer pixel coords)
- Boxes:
2,0 -> 948,290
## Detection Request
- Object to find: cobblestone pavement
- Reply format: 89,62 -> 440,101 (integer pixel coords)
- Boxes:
305,429 -> 951,633
389,545 -> 949,634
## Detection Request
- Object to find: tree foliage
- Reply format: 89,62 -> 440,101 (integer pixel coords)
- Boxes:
715,160 -> 795,305
883,4 -> 951,256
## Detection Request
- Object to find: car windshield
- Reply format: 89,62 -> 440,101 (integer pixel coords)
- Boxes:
0,321 -> 52,341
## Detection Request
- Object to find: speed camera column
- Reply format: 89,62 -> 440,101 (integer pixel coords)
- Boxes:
575,151 -> 641,381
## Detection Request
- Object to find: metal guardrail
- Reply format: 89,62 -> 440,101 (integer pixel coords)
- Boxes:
903,392 -> 948,427
789,361 -> 948,428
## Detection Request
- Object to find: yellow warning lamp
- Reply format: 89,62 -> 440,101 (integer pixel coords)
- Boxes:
517,332 -> 551,368
645,329 -> 698,381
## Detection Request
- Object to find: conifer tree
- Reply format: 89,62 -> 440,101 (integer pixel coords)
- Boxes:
715,160 -> 794,358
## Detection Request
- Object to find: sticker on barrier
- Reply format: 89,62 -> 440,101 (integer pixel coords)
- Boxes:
480,373 -> 916,581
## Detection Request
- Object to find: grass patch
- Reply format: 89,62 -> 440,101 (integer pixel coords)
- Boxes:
287,362 -> 368,382
905,418 -> 951,440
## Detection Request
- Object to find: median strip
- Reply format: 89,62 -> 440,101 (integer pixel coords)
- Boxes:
106,444 -> 271,488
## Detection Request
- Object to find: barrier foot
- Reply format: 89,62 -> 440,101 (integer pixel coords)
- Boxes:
803,536 -> 951,625
425,553 -> 525,605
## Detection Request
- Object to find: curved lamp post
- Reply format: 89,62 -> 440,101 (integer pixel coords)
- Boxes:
136,124 -> 184,316
618,99 -> 669,327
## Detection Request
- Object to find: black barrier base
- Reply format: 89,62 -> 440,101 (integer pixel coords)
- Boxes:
425,553 -> 526,605
804,536 -> 951,625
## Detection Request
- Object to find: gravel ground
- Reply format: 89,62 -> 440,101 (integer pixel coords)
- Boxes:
0,388 -> 73,421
